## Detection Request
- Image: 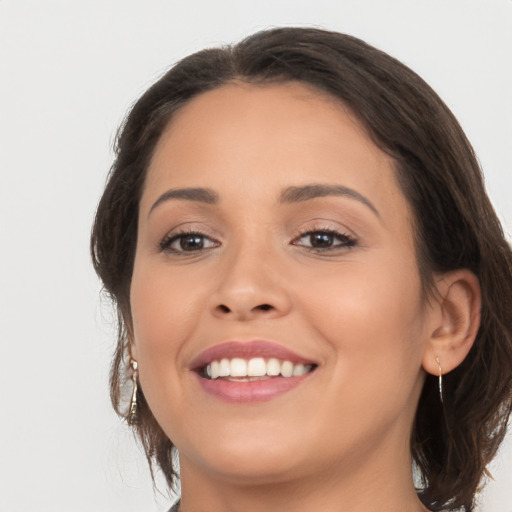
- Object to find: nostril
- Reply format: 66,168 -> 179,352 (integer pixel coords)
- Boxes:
214,302 -> 275,317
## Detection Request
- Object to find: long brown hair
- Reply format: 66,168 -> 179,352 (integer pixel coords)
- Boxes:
91,27 -> 512,510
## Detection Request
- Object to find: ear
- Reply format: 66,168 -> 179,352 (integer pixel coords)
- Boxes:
422,269 -> 481,376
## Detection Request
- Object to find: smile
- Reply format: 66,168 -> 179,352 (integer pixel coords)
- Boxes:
190,340 -> 318,403
203,357 -> 314,380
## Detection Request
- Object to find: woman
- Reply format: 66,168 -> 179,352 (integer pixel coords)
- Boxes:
91,27 -> 512,511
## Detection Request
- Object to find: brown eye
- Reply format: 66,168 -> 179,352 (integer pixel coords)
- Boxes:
179,234 -> 205,251
160,232 -> 219,253
309,232 -> 335,248
293,230 -> 356,251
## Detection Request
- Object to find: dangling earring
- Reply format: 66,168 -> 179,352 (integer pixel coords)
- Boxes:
435,357 -> 443,403
128,359 -> 139,425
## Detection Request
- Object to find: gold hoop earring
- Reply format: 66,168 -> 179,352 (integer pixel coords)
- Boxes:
128,360 -> 139,425
435,357 -> 443,403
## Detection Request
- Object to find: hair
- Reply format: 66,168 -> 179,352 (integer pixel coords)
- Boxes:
91,27 -> 512,510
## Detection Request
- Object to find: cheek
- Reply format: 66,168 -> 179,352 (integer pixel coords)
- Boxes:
299,254 -> 427,381
129,262 -> 211,432
129,262 -> 205,366
302,261 -> 427,436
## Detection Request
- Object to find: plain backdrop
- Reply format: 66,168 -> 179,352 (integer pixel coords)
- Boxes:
0,1 -> 511,511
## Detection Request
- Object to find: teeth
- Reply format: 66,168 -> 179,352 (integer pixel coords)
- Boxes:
293,363 -> 306,376
219,358 -> 230,377
211,360 -> 220,379
204,357 -> 313,380
280,361 -> 294,378
230,358 -> 247,377
247,357 -> 267,376
267,358 -> 281,376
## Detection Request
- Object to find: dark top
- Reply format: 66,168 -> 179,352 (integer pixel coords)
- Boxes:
168,501 -> 180,512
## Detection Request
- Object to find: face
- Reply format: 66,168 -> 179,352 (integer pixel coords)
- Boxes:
130,82 -> 431,485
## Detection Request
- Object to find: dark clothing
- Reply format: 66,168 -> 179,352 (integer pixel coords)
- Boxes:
169,501 -> 180,512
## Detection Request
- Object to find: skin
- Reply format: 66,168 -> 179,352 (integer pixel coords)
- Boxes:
130,82 -> 480,512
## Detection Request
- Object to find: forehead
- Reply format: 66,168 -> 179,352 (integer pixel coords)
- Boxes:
143,82 -> 410,223
151,81 -> 369,164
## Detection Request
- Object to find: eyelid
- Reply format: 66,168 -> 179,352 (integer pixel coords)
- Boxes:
158,226 -> 221,254
291,224 -> 358,251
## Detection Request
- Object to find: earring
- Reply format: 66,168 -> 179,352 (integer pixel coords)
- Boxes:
435,357 -> 443,403
128,359 -> 139,425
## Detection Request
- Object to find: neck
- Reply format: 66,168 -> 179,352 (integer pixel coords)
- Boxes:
178,443 -> 429,512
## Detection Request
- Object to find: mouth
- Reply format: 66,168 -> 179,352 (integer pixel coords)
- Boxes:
198,357 -> 316,381
190,341 -> 318,403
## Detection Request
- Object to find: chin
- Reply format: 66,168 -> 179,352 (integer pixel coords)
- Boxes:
193,450 -> 306,485
178,425 -> 310,484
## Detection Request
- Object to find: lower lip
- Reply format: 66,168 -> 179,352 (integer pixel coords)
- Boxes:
193,372 -> 314,403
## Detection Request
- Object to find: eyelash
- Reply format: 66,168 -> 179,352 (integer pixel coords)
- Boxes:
158,227 -> 357,255
159,229 -> 220,254
291,227 -> 357,252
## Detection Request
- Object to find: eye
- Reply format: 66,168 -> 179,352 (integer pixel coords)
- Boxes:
159,231 -> 219,253
292,229 -> 356,251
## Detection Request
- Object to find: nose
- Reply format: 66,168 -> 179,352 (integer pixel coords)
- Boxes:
209,246 -> 292,321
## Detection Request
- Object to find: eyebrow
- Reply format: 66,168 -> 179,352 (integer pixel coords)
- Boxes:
279,184 -> 380,217
149,187 -> 219,216
148,183 -> 379,218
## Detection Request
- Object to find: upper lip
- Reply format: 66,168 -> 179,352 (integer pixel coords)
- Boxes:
189,340 -> 317,370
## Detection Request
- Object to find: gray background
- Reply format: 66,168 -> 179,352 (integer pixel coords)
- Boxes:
0,0 -> 511,510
